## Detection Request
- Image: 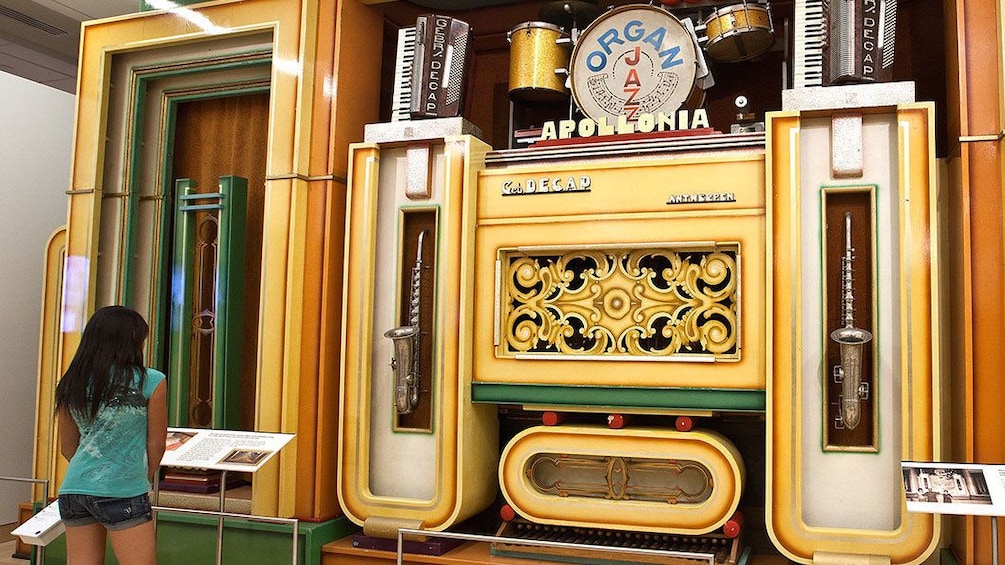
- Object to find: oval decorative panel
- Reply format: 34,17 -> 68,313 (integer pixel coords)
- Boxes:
499,426 -> 744,534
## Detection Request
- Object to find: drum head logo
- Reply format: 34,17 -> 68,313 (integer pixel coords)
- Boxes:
570,6 -> 698,123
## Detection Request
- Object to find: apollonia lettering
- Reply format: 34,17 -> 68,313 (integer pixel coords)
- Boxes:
539,110 -> 710,141
502,176 -> 593,196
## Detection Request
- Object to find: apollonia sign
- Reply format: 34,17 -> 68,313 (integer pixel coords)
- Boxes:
539,109 -> 710,141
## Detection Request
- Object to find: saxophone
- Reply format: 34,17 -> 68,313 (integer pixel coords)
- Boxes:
830,213 -> 873,430
384,230 -> 427,415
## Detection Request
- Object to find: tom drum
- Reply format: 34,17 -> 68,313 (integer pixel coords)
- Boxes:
704,3 -> 774,62
508,21 -> 572,103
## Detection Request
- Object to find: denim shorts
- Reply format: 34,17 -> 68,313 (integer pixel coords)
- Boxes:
58,493 -> 152,530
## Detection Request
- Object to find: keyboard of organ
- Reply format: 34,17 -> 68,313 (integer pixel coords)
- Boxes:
493,521 -> 744,564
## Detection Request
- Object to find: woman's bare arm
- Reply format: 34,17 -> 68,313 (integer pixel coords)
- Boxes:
57,407 -> 80,462
146,380 -> 168,482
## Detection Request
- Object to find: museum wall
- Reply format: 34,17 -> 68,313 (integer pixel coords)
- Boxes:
0,70 -> 73,525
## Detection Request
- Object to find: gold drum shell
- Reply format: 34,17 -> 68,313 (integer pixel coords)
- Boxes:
508,21 -> 571,102
703,4 -> 774,62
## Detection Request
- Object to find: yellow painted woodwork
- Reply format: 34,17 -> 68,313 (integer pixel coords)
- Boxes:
45,0 -> 379,520
330,0 -> 383,180
765,106 -> 941,564
32,227 -> 66,502
474,153 -> 766,390
339,137 -> 499,532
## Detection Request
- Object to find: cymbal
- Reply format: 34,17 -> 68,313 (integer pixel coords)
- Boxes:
539,0 -> 604,29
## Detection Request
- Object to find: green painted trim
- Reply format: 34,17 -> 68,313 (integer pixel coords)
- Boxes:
151,98 -> 179,368
214,175 -> 248,429
119,77 -> 149,304
180,192 -> 225,200
179,203 -> 224,212
168,178 -> 197,427
169,85 -> 270,104
32,513 -> 354,565
166,176 -> 248,429
940,547 -> 960,565
471,383 -> 765,411
817,184 -> 882,454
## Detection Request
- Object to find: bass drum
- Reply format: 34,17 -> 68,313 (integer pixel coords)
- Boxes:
704,3 -> 774,62
569,5 -> 701,123
508,21 -> 572,102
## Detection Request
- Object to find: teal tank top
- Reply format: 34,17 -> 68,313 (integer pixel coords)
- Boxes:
59,367 -> 167,498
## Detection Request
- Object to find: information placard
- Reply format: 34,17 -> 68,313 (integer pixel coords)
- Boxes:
161,427 -> 294,473
903,461 -> 1005,517
12,500 -> 63,546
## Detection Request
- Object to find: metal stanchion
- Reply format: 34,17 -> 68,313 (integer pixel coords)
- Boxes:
152,505 -> 298,565
216,470 -> 227,565
0,476 -> 50,565
993,515 -> 1000,565
394,527 -> 715,565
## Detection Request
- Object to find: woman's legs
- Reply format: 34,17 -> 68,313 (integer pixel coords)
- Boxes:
63,523 -> 107,565
107,519 -> 157,565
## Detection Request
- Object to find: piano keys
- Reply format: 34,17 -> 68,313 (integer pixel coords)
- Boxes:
390,26 -> 417,122
793,0 -> 824,88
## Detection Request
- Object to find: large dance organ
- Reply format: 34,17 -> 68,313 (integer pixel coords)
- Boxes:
333,0 -> 943,562
337,97 -> 941,565
23,0 -> 959,563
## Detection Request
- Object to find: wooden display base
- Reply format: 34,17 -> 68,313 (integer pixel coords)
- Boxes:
322,535 -> 555,565
159,469 -> 245,494
351,533 -> 463,556
14,502 -> 33,559
155,484 -> 253,514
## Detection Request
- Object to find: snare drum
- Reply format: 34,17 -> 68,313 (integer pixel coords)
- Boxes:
508,22 -> 572,103
704,3 -> 774,62
569,5 -> 701,122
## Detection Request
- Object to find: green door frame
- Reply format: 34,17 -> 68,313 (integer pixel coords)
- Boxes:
169,175 -> 248,429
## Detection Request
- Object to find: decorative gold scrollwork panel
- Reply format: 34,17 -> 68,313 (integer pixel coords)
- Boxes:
500,245 -> 740,360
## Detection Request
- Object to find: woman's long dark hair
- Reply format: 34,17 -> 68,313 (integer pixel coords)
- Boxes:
54,306 -> 149,423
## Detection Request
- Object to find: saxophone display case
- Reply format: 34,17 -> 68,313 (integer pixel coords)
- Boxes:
338,120 -> 500,542
766,92 -> 942,564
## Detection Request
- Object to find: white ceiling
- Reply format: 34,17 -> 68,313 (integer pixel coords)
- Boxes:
0,0 -> 138,93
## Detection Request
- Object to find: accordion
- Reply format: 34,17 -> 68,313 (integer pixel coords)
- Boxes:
823,0 -> 897,85
397,14 -> 473,120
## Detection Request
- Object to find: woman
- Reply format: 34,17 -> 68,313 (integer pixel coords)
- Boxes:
55,306 -> 167,565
